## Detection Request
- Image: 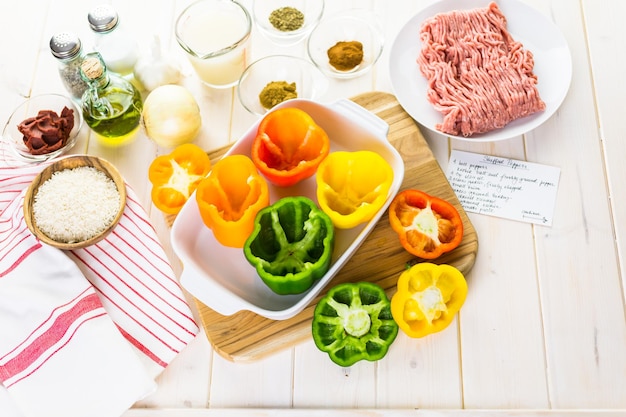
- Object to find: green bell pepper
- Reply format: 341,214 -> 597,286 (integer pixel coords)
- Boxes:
312,282 -> 398,367
243,196 -> 335,295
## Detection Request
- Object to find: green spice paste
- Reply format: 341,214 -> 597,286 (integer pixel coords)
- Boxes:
259,81 -> 298,109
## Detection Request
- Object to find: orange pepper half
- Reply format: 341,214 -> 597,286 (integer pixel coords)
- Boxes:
251,107 -> 330,187
195,154 -> 270,248
388,189 -> 463,259
148,143 -> 212,215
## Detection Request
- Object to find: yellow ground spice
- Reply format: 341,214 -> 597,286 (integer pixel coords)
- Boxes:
259,81 -> 298,109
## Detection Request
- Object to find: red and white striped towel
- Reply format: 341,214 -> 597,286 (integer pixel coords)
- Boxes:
0,154 -> 199,417
0,243 -> 156,417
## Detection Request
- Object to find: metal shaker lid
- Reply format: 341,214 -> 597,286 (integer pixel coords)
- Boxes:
49,32 -> 82,60
88,4 -> 119,33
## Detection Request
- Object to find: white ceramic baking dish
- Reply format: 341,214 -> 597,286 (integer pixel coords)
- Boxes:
171,98 -> 404,320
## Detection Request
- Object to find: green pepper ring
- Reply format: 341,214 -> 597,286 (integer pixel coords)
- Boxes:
312,282 -> 398,367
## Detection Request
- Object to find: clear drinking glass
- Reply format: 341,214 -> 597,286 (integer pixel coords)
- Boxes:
175,0 -> 252,88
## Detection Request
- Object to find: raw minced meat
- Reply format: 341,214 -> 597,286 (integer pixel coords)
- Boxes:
417,2 -> 545,137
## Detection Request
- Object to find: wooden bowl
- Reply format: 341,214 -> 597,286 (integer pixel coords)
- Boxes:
23,155 -> 127,250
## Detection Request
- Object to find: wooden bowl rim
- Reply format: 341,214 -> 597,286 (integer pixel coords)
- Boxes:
23,155 -> 127,250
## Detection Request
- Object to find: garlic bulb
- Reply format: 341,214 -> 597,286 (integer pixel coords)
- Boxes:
134,36 -> 181,92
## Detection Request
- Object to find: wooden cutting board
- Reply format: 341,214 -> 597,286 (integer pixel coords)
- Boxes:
192,91 -> 479,362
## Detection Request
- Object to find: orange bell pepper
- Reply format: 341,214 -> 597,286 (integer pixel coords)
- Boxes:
251,107 -> 330,187
316,150 -> 394,229
391,263 -> 468,338
388,189 -> 463,259
195,154 -> 269,248
148,143 -> 211,215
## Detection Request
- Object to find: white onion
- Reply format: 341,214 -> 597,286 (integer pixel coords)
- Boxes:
142,85 -> 202,148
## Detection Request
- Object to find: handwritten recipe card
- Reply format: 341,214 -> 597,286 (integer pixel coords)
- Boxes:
446,150 -> 561,226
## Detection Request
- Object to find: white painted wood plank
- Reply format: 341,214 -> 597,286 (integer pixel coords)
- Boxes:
289,0 -> 390,407
582,0 -> 626,318
522,0 -> 626,408
413,0 -> 553,407
450,136 -> 549,409
0,0 -> 48,111
376,324 -> 463,408
370,0 -> 464,409
209,349 -> 294,407
293,340 -> 377,408
123,408 -> 626,417
135,328 -> 213,408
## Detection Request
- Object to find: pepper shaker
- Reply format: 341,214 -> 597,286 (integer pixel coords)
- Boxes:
49,32 -> 89,101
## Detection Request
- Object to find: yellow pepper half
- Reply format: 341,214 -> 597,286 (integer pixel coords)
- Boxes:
316,150 -> 394,229
391,263 -> 467,338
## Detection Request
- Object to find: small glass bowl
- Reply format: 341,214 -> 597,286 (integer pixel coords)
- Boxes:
2,93 -> 82,164
237,55 -> 329,116
307,10 -> 384,79
253,0 -> 325,47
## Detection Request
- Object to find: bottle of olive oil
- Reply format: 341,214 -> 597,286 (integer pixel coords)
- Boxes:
80,52 -> 142,146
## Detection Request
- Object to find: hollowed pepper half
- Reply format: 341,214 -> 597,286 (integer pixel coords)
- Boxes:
316,150 -> 394,229
391,263 -> 467,338
243,196 -> 335,295
388,189 -> 463,259
312,282 -> 398,367
195,154 -> 269,248
251,107 -> 330,187
148,143 -> 212,215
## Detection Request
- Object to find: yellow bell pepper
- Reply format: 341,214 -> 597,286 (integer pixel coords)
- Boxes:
391,263 -> 467,338
316,150 -> 394,229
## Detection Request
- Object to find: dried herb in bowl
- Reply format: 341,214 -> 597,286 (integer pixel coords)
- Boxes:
269,6 -> 304,31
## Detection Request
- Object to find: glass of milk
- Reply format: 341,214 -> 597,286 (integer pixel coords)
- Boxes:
175,0 -> 252,88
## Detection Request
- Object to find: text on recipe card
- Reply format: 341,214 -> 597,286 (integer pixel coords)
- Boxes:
445,150 -> 561,226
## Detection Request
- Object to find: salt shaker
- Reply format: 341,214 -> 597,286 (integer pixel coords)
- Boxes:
87,4 -> 138,76
49,32 -> 89,101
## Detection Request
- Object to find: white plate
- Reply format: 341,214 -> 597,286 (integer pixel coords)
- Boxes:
389,0 -> 572,142
171,98 -> 404,320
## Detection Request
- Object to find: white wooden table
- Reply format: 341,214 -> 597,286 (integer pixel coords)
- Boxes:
1,0 -> 624,415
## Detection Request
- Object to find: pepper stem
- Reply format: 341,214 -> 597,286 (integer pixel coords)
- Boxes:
412,285 -> 447,324
327,298 -> 372,338
412,201 -> 442,245
343,308 -> 371,338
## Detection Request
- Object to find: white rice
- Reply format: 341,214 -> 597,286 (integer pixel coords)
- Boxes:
32,166 -> 121,243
